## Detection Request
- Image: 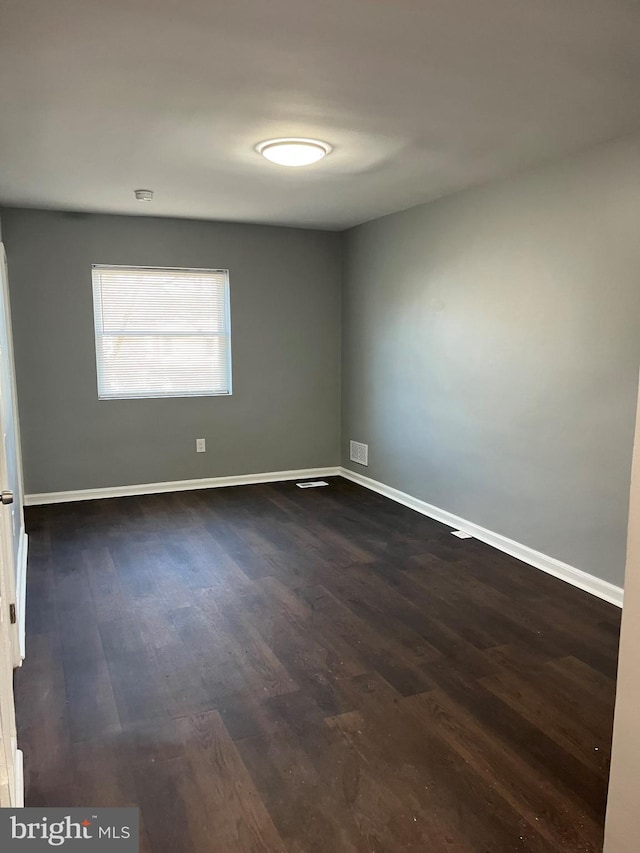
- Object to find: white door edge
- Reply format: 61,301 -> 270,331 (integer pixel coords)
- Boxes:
14,747 -> 23,807
16,530 -> 27,664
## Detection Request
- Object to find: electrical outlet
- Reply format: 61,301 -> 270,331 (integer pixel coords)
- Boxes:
196,438 -> 206,453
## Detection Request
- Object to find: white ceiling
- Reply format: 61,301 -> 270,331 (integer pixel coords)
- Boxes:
1,0 -> 639,230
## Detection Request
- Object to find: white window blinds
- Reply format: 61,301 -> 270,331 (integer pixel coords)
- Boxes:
91,265 -> 232,400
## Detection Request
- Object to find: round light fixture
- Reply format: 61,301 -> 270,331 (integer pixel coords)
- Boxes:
134,189 -> 154,201
255,138 -> 332,167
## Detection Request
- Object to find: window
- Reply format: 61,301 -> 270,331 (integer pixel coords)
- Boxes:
91,265 -> 231,400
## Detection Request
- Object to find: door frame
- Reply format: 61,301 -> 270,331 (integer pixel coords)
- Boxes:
0,242 -> 26,808
603,375 -> 640,852
0,244 -> 26,666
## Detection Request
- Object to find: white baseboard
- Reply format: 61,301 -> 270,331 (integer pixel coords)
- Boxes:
14,748 -> 24,808
24,467 -> 342,506
16,530 -> 27,663
23,464 -> 623,608
339,467 -> 624,608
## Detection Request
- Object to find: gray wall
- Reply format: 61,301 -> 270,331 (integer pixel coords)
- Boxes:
1,209 -> 341,493
342,135 -> 640,586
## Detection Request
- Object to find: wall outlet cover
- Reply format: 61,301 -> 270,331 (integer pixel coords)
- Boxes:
196,438 -> 206,453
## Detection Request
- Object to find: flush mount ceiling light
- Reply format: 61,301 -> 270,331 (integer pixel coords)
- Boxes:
255,138 -> 332,167
134,189 -> 154,201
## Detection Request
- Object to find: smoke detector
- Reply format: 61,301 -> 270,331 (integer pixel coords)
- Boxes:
134,189 -> 154,202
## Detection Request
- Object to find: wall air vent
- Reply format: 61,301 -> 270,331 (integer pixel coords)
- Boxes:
349,440 -> 369,466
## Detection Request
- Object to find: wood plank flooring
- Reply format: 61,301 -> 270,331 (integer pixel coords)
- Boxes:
15,477 -> 620,852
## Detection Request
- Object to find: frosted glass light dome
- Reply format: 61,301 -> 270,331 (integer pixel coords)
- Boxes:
255,138 -> 332,167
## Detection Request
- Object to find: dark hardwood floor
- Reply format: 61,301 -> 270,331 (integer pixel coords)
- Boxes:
15,477 -> 620,852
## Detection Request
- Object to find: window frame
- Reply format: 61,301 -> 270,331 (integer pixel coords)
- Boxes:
91,263 -> 232,401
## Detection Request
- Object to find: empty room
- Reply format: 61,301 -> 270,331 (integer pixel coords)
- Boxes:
0,1 -> 639,851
